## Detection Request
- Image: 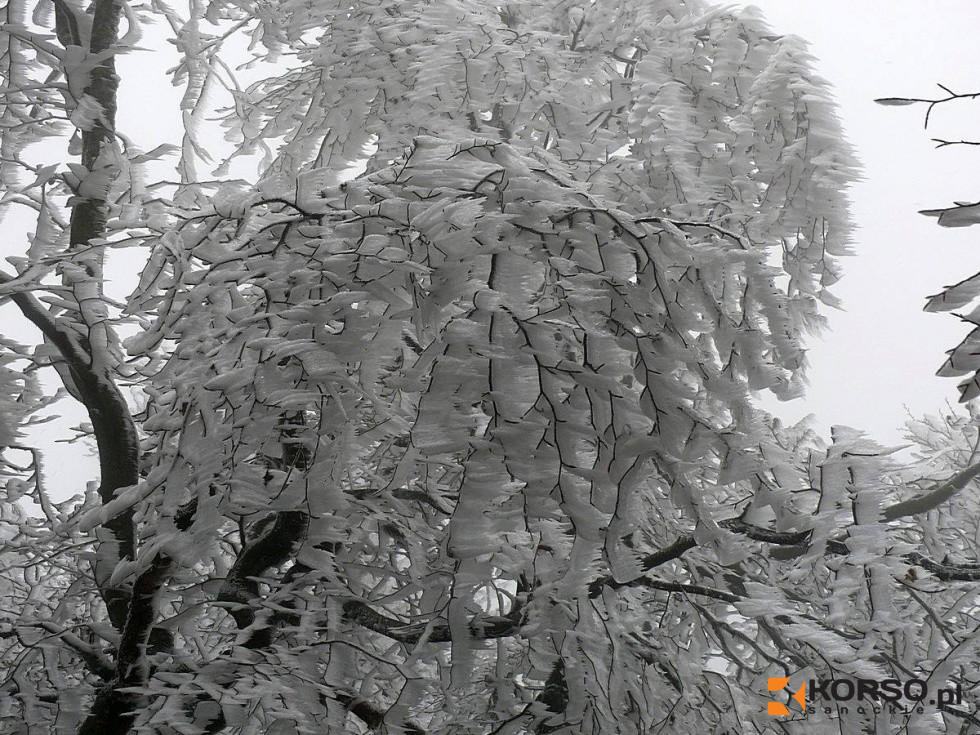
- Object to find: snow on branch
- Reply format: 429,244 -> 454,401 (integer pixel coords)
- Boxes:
882,461 -> 980,521
875,84 -> 980,129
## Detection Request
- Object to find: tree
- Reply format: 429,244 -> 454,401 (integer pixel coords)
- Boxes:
4,0 -> 980,733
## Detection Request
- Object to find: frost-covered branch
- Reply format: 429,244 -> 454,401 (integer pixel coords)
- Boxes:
341,599 -> 524,644
1,0 -> 141,646
0,623 -> 114,680
347,573 -> 740,647
882,461 -> 980,521
76,497 -> 200,735
217,510 -> 308,642
875,84 -> 980,128
602,517 -> 980,589
335,693 -> 426,735
594,576 -> 742,603
0,271 -> 91,370
634,216 -> 751,249
0,267 -> 136,627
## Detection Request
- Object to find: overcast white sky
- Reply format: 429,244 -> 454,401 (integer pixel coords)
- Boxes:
6,1 -> 980,498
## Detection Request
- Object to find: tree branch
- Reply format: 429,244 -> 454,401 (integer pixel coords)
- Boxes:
634,216 -> 750,249
1,0 -> 140,644
625,518 -> 980,583
77,497 -> 199,735
875,85 -> 980,129
335,693 -> 426,735
343,503 -> 980,649
217,510 -> 308,645
0,269 -> 137,627
882,462 -> 980,521
341,599 -> 523,644
932,138 -> 980,149
591,576 -> 741,603
0,271 -> 91,371
115,552 -> 172,685
0,623 -> 114,680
